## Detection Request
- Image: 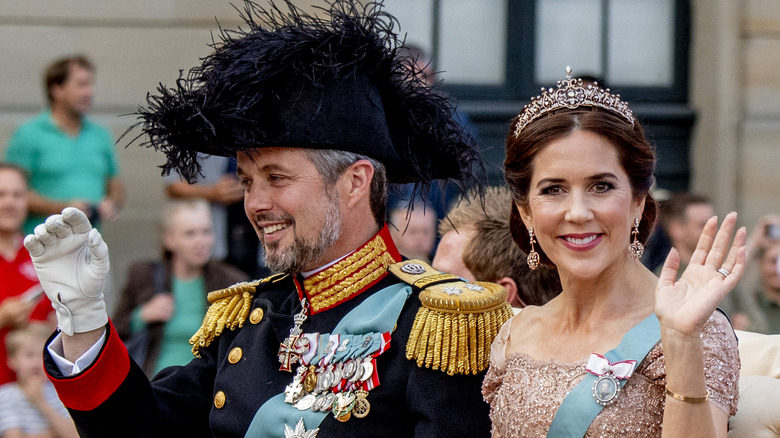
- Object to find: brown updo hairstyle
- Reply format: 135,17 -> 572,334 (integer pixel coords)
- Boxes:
504,109 -> 658,267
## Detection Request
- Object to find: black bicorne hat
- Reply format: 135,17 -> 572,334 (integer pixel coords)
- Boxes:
129,0 -> 483,198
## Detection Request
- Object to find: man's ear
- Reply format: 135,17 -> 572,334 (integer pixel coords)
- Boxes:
497,276 -> 525,308
341,159 -> 374,208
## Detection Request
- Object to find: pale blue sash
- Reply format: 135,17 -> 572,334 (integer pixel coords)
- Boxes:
244,283 -> 412,437
546,313 -> 661,438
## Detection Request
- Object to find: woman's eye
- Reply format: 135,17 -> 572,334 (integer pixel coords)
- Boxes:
540,185 -> 562,195
592,182 -> 614,192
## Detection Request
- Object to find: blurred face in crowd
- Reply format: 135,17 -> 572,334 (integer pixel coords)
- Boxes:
7,335 -> 46,382
432,228 -> 477,282
0,168 -> 28,235
237,148 -> 343,273
390,208 -> 437,262
760,243 -> 780,293
51,62 -> 95,116
669,202 -> 714,257
164,205 -> 214,270
519,130 -> 644,280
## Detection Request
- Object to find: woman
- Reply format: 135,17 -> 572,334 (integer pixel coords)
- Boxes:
113,200 -> 249,376
482,68 -> 744,437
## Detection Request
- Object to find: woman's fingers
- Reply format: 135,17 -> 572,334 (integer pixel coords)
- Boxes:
688,216 -> 718,266
658,247 -> 681,290
688,213 -> 739,268
704,212 -> 738,269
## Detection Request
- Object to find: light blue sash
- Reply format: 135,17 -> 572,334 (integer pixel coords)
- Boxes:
244,283 -> 412,437
546,313 -> 661,438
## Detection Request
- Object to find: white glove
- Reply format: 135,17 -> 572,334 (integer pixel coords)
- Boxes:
24,207 -> 109,336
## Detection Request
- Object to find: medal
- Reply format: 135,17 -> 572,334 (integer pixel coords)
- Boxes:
333,362 -> 344,383
322,392 -> 336,411
360,357 -> 374,382
278,299 -> 310,372
592,372 -> 621,407
284,379 -> 304,404
332,391 -> 356,422
343,359 -> 358,381
585,353 -> 636,407
283,418 -> 319,438
352,389 -> 370,419
294,394 -> 317,411
303,365 -> 318,393
312,394 -> 326,412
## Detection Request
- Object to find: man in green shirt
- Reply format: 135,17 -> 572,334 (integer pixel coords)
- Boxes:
5,55 -> 124,233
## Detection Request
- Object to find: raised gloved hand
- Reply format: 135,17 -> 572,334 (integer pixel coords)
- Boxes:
24,208 -> 109,336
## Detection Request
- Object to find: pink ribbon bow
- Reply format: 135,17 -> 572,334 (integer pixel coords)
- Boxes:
585,353 -> 637,380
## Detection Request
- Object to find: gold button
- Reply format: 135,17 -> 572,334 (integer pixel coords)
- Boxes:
249,308 -> 264,324
214,391 -> 226,409
228,347 -> 243,364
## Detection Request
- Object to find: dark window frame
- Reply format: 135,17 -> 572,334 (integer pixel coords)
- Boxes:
439,0 -> 691,104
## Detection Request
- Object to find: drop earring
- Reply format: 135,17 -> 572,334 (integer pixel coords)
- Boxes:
629,218 -> 644,259
527,227 -> 540,270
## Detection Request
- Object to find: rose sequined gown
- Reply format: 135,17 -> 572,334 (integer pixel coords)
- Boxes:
482,312 -> 739,437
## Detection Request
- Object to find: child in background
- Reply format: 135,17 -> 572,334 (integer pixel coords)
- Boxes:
0,324 -> 77,438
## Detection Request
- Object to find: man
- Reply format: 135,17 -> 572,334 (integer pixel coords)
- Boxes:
5,55 -> 124,233
388,202 -> 437,263
24,2 -> 511,437
655,192 -> 714,276
432,186 -> 560,308
0,163 -> 53,385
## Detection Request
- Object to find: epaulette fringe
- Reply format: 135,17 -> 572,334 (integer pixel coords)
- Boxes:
389,260 -> 514,376
189,274 -> 286,357
406,301 -> 513,375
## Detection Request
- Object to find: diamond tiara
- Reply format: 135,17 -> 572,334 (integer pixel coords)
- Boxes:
513,66 -> 635,138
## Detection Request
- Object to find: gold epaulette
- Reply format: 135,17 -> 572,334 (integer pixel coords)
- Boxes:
189,273 -> 288,357
389,260 -> 514,376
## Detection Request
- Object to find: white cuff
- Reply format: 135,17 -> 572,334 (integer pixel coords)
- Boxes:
47,329 -> 108,376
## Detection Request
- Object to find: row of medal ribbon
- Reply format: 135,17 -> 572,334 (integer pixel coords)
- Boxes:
283,331 -> 391,421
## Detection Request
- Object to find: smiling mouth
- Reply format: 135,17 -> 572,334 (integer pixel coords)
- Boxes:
262,223 -> 289,235
563,235 -> 599,245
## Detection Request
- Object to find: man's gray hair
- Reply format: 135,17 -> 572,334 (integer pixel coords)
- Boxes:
302,149 -> 387,224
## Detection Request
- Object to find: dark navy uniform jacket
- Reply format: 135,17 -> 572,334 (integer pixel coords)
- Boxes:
44,228 -> 491,438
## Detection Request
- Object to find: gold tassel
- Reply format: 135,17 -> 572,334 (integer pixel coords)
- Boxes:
404,281 -> 513,376
189,279 -> 270,357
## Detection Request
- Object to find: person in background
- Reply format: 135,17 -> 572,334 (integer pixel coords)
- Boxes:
483,67 -> 743,436
734,214 -> 780,333
0,324 -> 78,438
164,154 -> 268,278
0,163 -> 53,386
388,202 -> 438,263
4,55 -> 124,234
113,199 -> 249,376
653,192 -> 714,276
432,185 -> 561,308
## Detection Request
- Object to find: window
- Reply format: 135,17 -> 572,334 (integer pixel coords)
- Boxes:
386,0 -> 690,102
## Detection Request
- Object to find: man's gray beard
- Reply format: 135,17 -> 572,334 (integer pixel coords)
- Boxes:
262,196 -> 342,274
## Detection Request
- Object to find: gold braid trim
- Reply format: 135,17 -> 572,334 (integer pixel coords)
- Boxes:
303,234 -> 395,313
398,270 -> 514,375
189,276 -> 284,357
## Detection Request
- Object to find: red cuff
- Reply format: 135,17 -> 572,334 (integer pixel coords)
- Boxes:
47,320 -> 131,411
